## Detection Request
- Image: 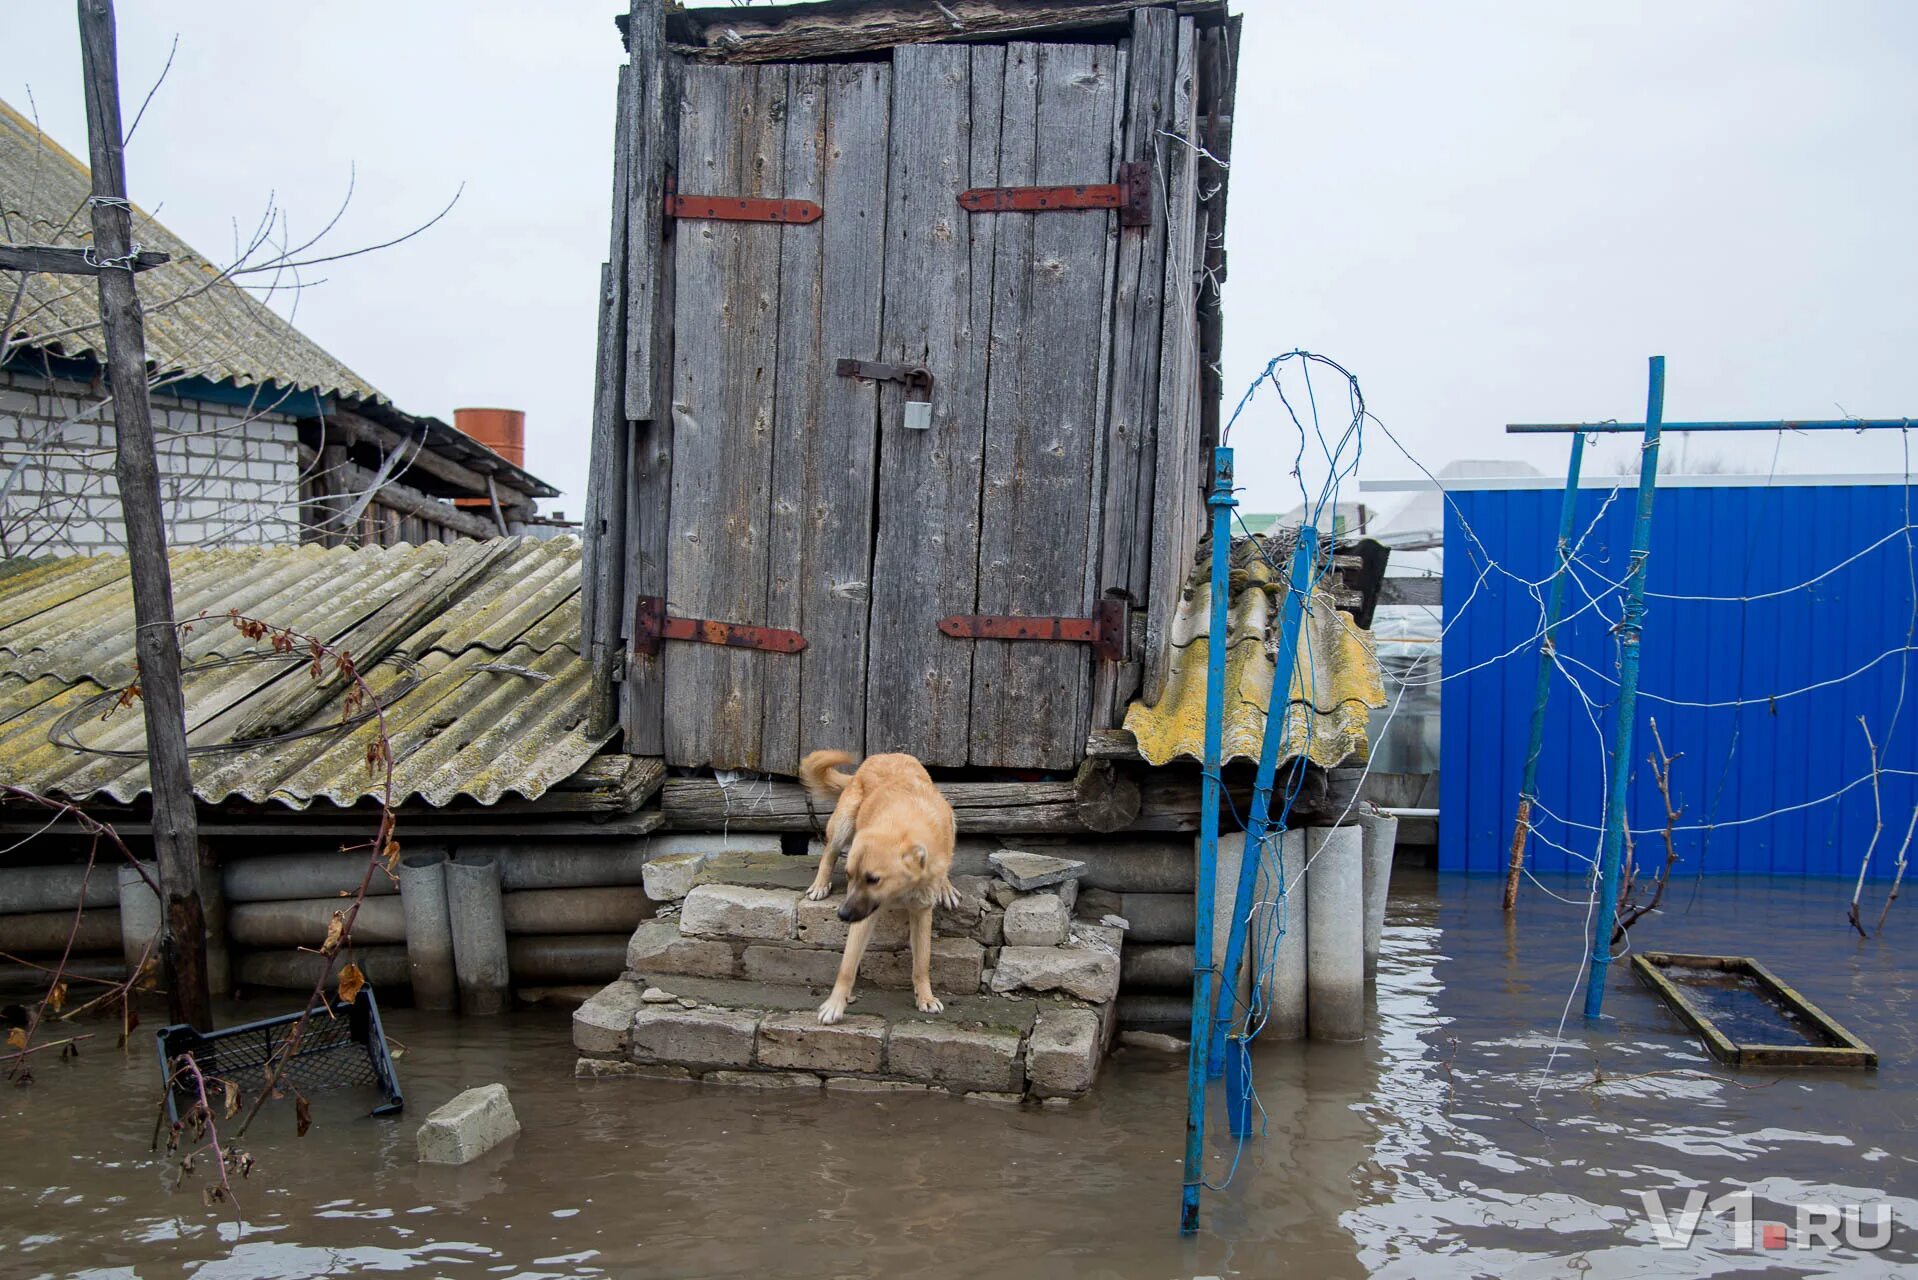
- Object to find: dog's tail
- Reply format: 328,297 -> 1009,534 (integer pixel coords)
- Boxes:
799,749 -> 857,803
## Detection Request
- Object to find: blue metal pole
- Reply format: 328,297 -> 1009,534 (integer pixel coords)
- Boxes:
1508,418 -> 1915,435
1584,357 -> 1664,1020
1501,433 -> 1587,911
1206,525 -> 1319,1076
1181,447 -> 1236,1236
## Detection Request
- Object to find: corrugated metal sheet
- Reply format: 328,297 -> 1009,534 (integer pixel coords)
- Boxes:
1125,537 -> 1385,770
0,98 -> 379,402
0,536 -> 608,809
1440,481 -> 1917,879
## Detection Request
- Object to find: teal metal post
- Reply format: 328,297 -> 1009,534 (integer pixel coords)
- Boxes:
1206,525 -> 1319,1076
1181,447 -> 1236,1235
1584,357 -> 1664,1019
1501,433 -> 1587,910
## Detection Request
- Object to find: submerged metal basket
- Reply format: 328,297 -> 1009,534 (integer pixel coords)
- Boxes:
155,987 -> 405,1123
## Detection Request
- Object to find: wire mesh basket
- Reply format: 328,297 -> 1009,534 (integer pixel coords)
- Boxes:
155,987 -> 405,1123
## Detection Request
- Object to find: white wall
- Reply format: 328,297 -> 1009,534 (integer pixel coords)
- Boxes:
0,367 -> 303,558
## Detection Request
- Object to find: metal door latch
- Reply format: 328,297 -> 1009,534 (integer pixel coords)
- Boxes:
836,359 -> 935,430
937,597 -> 1129,662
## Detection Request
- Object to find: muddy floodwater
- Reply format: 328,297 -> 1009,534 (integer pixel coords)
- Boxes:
3,871 -> 1913,1278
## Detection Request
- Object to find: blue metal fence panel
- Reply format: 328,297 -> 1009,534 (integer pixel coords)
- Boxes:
1440,482 -> 1917,879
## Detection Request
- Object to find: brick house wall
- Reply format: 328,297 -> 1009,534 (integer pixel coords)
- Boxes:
0,365 -> 304,558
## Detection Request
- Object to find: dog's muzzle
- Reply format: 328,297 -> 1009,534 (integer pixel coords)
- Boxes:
837,896 -> 877,923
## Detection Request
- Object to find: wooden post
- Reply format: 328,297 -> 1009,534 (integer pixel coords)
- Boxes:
77,0 -> 213,1030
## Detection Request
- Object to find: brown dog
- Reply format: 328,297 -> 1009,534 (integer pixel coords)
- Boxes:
799,749 -> 959,1024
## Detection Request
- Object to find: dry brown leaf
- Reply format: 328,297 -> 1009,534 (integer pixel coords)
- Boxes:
223,1078 -> 240,1119
6,1026 -> 27,1050
47,981 -> 66,1013
320,911 -> 346,956
336,962 -> 365,1006
294,1093 -> 312,1138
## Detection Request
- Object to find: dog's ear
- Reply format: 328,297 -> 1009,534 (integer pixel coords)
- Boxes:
910,843 -> 928,869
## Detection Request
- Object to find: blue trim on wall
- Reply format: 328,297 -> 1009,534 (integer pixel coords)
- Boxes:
1440,483 -> 1917,879
2,348 -> 325,418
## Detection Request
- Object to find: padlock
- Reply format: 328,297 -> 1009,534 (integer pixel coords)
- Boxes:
902,367 -> 934,430
903,399 -> 933,431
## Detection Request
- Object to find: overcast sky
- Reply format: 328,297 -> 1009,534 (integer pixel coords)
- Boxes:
6,2 -> 1916,518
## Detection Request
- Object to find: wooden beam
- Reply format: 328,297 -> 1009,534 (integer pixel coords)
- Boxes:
299,446 -> 500,540
0,809 -> 667,838
1378,576 -> 1441,607
0,244 -> 168,275
78,0 -> 211,1031
327,410 -> 533,507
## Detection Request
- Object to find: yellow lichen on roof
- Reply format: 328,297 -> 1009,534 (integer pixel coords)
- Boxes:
1124,538 -> 1386,770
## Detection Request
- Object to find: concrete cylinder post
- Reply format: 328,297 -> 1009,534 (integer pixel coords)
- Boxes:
445,854 -> 509,1015
0,864 -> 120,914
116,861 -> 162,976
1207,833 -> 1253,1036
1305,825 -> 1364,1042
1265,828 -> 1309,1040
399,852 -> 458,1012
1357,809 -> 1399,983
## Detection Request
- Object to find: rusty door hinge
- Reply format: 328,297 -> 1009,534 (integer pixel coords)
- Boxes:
937,597 -> 1128,662
632,596 -> 807,656
665,193 -> 823,224
957,162 -> 1151,227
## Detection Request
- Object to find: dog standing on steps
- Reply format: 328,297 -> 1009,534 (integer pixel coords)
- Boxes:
799,749 -> 961,1025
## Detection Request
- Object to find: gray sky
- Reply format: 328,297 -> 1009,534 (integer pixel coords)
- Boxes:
6,2 -> 1916,517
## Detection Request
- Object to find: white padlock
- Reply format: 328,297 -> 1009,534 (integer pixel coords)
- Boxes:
903,399 -> 933,431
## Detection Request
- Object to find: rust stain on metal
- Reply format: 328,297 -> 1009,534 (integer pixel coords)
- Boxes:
666,194 -> 824,224
958,163 -> 1151,226
938,598 -> 1126,662
632,596 -> 806,656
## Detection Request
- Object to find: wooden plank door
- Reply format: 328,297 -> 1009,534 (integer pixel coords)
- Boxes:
664,63 -> 890,771
865,41 -> 1123,770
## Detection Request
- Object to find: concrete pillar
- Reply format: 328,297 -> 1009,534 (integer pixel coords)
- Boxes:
1115,893 -> 1194,943
504,934 -> 629,985
1205,833 -> 1253,1040
1264,828 -> 1309,1041
399,852 -> 458,1012
445,854 -> 509,1015
1305,825 -> 1364,1042
224,851 -> 400,903
238,945 -> 409,990
116,861 -> 162,976
1357,808 -> 1400,982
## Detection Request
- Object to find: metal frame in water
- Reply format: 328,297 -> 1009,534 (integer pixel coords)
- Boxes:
1631,951 -> 1877,1070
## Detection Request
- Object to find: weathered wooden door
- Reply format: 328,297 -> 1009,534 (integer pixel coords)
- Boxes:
664,62 -> 891,773
864,41 -> 1122,772
662,43 -> 1123,774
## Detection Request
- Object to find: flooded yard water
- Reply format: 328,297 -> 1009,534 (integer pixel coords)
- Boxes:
3,870 -> 1913,1278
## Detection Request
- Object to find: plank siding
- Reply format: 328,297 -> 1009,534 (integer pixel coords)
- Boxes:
1092,7 -> 1175,725
1141,16 -> 1202,707
759,63 -> 893,775
623,0 -> 673,423
863,43 -> 1004,766
664,64 -> 791,768
968,42 -> 1121,768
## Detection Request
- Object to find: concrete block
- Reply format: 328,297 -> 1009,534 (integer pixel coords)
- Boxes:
416,1084 -> 520,1165
825,1076 -> 929,1094
629,1005 -> 760,1068
1025,1006 -> 1103,1097
741,944 -> 842,987
643,851 -> 714,902
694,849 -> 827,892
1054,878 -> 1078,913
575,1059 -> 695,1081
757,1011 -> 887,1074
625,919 -> 738,979
680,884 -> 799,941
571,980 -> 646,1057
704,1070 -> 821,1090
964,1091 -> 1024,1107
796,896 -> 909,950
991,945 -> 1121,1004
886,1021 -> 1021,1092
1119,1030 -> 1188,1053
865,937 -> 985,993
990,850 -> 1088,891
971,908 -> 1004,947
1003,893 -> 1069,947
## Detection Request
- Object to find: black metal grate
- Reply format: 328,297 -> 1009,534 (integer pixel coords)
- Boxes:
155,987 -> 405,1123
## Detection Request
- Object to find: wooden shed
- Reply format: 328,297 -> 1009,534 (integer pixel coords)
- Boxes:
582,0 -> 1241,776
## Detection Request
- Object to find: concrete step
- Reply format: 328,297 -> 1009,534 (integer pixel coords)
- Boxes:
572,974 -> 1112,1101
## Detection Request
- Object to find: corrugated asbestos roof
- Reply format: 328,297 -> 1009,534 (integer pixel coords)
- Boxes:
1124,535 -> 1386,770
0,536 -> 610,809
0,98 -> 380,402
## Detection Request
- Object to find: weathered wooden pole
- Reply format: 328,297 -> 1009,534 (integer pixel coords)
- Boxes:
77,0 -> 213,1030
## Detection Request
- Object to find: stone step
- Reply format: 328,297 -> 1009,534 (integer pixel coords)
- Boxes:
572,974 -> 1111,1101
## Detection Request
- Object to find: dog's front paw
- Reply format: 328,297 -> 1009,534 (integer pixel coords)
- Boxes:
817,992 -> 850,1024
934,876 -> 963,911
804,884 -> 831,902
915,991 -> 944,1015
